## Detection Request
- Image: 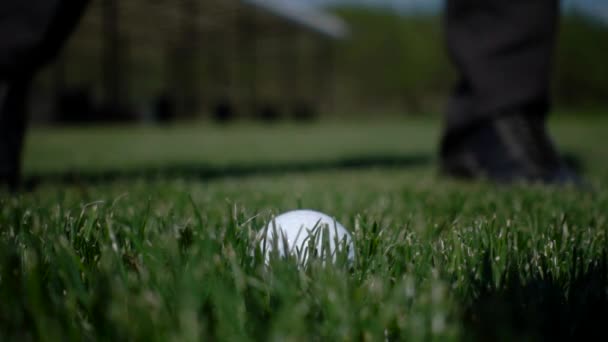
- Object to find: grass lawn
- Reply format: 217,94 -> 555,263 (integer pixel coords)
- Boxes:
2,114 -> 608,340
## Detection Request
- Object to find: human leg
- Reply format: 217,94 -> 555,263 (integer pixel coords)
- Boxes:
440,0 -> 577,183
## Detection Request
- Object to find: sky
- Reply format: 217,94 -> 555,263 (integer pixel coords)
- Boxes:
299,0 -> 608,21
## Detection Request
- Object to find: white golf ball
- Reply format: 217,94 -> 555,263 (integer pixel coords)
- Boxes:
259,209 -> 355,265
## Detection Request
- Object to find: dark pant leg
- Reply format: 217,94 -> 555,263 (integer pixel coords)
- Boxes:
0,0 -> 90,189
0,0 -> 90,79
0,79 -> 30,189
444,0 -> 559,134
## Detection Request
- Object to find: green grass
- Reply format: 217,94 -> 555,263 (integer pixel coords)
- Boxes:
22,118 -> 438,174
2,115 -> 608,340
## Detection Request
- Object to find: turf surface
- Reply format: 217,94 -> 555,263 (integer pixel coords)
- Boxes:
2,115 -> 607,340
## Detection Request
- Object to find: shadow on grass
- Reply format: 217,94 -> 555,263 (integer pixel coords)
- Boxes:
20,150 -> 587,191
464,252 -> 608,340
23,153 -> 432,189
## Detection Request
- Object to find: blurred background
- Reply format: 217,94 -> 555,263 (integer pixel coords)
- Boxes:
28,0 -> 608,125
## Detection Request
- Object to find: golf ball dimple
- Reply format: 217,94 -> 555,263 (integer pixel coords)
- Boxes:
259,209 -> 355,264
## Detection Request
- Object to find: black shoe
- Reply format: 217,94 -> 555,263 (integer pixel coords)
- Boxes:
440,110 -> 582,185
0,172 -> 19,193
